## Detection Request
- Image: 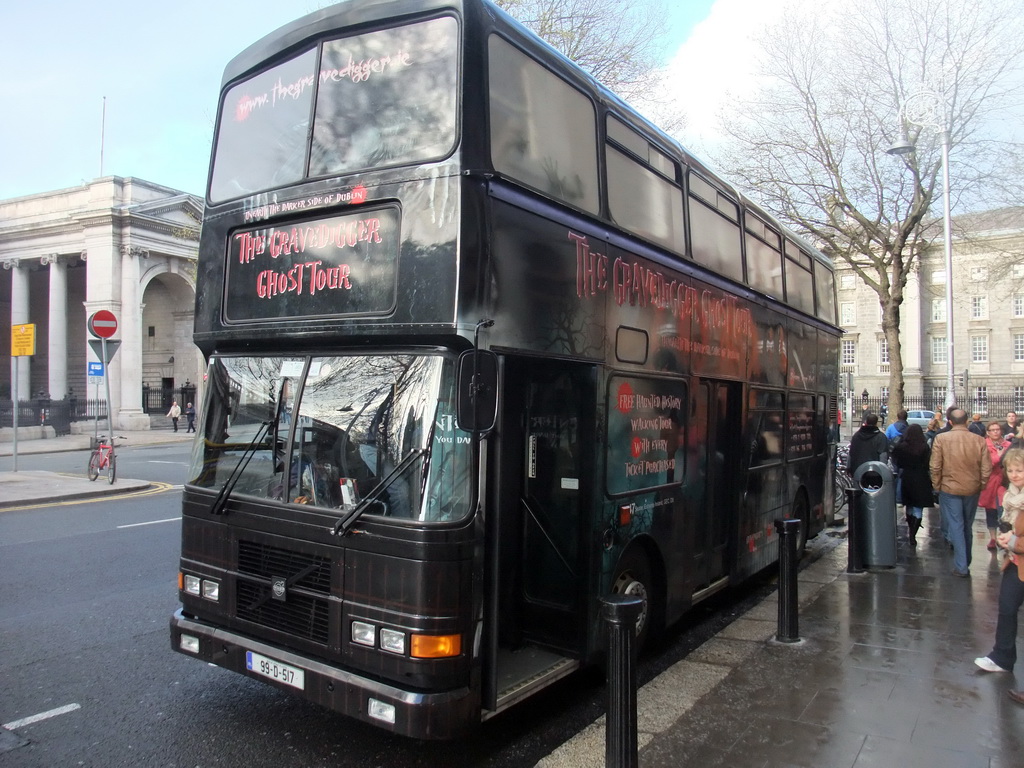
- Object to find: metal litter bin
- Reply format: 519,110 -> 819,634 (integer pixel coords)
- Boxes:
852,461 -> 897,567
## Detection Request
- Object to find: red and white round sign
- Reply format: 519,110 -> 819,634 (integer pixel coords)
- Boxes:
87,310 -> 118,339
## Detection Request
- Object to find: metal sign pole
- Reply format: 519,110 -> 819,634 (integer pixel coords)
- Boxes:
12,357 -> 19,472
102,337 -> 113,439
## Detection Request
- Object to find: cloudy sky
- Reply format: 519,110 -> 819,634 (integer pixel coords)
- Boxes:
0,0 -> 768,200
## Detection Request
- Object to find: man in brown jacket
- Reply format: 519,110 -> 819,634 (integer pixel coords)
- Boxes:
930,408 -> 990,576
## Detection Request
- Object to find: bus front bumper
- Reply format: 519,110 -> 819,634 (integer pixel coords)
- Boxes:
170,609 -> 477,739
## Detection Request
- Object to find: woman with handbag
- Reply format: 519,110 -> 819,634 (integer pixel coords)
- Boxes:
891,424 -> 932,546
980,421 -> 1011,551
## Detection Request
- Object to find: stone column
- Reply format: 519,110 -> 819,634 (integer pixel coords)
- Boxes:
4,258 -> 31,397
901,262 -> 924,397
42,254 -> 69,399
118,246 -> 150,430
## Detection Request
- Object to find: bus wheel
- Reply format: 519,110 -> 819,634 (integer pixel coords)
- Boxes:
611,549 -> 657,651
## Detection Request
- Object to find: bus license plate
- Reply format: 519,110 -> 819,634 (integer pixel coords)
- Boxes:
246,651 -> 305,690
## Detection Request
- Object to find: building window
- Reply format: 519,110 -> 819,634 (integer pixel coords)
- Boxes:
880,386 -> 890,401
933,386 -> 948,408
840,301 -> 856,326
971,335 -> 988,363
971,266 -> 988,281
841,339 -> 856,365
932,336 -> 947,364
1013,264 -> 1024,279
931,269 -> 946,284
1014,295 -> 1024,318
971,295 -> 988,320
1015,386 -> 1024,411
879,338 -> 890,365
931,299 -> 947,323
840,274 -> 855,289
1015,333 -> 1024,362
974,386 -> 988,413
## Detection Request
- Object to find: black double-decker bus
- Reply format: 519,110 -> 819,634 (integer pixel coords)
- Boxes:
171,0 -> 840,739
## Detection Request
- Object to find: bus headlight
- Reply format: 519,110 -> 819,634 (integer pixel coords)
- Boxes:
379,628 -> 406,655
183,574 -> 201,596
201,579 -> 220,601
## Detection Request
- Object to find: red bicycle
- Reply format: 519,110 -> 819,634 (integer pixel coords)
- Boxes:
88,435 -> 121,484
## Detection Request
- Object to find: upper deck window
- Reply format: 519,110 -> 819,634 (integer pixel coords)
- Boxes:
311,16 -> 459,177
489,35 -> 599,214
211,48 -> 317,202
209,16 -> 459,203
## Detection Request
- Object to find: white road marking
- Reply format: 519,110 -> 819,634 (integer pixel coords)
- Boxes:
3,703 -> 81,730
117,517 -> 181,529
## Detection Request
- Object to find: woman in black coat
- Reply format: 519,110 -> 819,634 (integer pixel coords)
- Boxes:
891,423 -> 932,546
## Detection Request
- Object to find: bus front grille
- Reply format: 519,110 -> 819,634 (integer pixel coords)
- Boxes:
235,540 -> 333,644
235,579 -> 331,643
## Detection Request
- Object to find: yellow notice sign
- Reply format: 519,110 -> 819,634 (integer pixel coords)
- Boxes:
11,323 -> 36,356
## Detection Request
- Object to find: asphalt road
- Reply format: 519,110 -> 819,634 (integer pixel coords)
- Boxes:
0,443 -> 785,767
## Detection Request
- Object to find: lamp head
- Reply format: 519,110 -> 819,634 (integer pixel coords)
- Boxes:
886,134 -> 915,156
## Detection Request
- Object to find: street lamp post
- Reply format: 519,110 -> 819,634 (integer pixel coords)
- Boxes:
887,92 -> 956,412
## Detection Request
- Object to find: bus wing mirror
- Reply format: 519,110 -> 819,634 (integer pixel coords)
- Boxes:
456,350 -> 498,432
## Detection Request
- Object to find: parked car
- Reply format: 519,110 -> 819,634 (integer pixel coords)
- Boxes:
906,409 -> 935,428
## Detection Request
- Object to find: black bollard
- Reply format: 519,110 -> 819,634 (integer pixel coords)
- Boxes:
600,594 -> 645,768
774,518 -> 801,643
846,486 -> 865,573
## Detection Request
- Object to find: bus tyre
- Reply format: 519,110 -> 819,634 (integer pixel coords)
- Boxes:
611,549 -> 658,652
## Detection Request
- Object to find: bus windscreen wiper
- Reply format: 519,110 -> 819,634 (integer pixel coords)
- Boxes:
210,379 -> 288,516
209,420 -> 272,516
332,447 -> 426,536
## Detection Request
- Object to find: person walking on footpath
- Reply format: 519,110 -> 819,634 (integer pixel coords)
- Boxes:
185,402 -> 197,433
968,413 -> 987,436
885,409 -> 910,448
980,421 -> 1010,551
846,412 -> 888,476
891,424 -> 932,546
974,448 -> 1024,680
930,408 -> 990,577
167,400 -> 182,432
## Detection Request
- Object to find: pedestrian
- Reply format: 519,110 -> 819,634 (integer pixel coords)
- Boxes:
1004,411 -> 1020,441
925,415 -> 942,445
968,413 -> 987,436
930,408 -> 991,577
885,409 -> 909,448
974,448 -> 1024,679
846,411 -> 888,476
879,403 -> 888,425
980,421 -> 1010,551
891,423 -> 932,546
167,400 -> 182,432
185,402 -> 196,433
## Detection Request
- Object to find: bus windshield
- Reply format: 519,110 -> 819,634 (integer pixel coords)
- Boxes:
209,15 -> 460,202
189,353 -> 472,523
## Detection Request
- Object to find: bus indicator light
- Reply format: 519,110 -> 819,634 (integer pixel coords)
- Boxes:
619,505 -> 633,527
410,633 -> 462,658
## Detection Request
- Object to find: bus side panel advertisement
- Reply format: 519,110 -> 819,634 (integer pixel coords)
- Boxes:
224,207 -> 401,322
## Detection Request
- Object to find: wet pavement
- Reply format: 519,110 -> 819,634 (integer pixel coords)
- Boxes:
542,510 -> 1023,767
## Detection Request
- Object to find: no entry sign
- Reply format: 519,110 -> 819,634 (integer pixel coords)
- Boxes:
87,310 -> 118,339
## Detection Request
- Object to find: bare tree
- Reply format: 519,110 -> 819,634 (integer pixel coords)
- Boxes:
714,0 -> 1024,414
494,0 -> 674,107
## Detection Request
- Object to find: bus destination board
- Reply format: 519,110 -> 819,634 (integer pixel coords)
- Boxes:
224,206 -> 400,322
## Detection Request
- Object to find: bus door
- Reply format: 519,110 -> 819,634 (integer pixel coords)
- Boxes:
691,380 -> 742,594
492,357 -> 594,651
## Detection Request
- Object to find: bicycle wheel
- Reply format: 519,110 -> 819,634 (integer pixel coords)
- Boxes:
106,453 -> 117,484
88,451 -> 101,481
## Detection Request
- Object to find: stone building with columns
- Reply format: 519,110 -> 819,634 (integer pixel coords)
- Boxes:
836,206 -> 1024,414
1,177 -> 203,432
